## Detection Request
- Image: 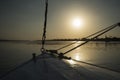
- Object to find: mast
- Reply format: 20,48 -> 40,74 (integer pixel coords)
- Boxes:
41,0 -> 48,52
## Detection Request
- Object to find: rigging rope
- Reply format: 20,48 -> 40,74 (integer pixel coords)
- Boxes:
85,23 -> 117,38
41,0 -> 48,52
57,23 -> 118,51
63,23 -> 120,55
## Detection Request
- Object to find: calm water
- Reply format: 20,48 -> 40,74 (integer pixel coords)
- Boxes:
0,41 -> 120,76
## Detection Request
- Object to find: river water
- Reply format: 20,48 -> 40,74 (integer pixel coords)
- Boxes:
0,41 -> 120,76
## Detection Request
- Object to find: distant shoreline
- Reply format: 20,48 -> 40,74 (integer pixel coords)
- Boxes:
0,38 -> 120,42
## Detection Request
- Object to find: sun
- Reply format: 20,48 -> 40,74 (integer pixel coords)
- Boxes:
72,18 -> 83,28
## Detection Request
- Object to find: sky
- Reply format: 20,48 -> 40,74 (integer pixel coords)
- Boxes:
0,0 -> 120,40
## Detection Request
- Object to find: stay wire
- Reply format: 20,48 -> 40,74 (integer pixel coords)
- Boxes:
57,23 -> 117,51
63,23 -> 119,55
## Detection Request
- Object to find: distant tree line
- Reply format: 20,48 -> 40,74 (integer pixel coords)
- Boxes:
50,37 -> 120,42
0,37 -> 120,42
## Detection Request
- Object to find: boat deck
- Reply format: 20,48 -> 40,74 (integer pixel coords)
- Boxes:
1,53 -> 120,80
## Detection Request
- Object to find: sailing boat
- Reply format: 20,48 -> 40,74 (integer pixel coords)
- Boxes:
1,0 -> 120,80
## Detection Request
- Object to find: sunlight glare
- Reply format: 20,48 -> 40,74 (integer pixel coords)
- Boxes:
72,18 -> 83,28
67,60 -> 76,64
75,55 -> 80,61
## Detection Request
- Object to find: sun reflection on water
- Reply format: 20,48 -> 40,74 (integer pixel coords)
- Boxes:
66,60 -> 76,64
75,54 -> 80,60
66,53 -> 81,65
65,42 -> 86,65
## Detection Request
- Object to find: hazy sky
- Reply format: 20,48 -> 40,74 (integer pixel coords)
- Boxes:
0,0 -> 120,40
